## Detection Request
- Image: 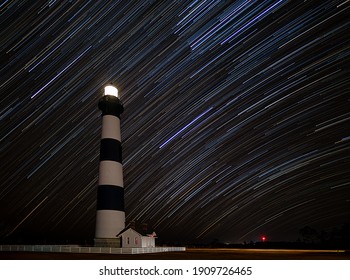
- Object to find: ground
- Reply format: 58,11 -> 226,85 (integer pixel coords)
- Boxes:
0,248 -> 349,260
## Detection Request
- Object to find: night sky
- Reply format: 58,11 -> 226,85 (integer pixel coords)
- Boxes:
1,0 -> 349,244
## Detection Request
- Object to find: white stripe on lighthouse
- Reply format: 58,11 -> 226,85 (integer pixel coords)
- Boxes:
95,210 -> 125,238
98,161 -> 123,187
101,115 -> 121,141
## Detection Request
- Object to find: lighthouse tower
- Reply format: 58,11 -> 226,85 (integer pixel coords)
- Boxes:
94,85 -> 125,248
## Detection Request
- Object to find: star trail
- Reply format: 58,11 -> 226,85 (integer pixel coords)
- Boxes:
0,0 -> 349,244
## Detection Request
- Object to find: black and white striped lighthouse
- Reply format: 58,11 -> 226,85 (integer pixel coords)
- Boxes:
94,85 -> 125,247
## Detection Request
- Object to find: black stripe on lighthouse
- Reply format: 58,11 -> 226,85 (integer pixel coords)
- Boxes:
100,138 -> 122,162
97,185 -> 124,211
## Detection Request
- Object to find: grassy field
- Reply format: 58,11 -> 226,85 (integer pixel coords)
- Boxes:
0,248 -> 349,260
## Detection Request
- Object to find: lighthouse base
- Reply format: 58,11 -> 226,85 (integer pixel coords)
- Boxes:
94,237 -> 121,248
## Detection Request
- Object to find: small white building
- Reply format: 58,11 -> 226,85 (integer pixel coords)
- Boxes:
117,228 -> 156,248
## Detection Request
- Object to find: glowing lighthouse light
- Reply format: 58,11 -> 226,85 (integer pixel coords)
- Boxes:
104,85 -> 119,97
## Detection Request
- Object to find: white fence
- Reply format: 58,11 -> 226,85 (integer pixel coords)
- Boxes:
0,244 -> 185,254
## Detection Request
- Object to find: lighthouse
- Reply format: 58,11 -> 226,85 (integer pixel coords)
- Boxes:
94,85 -> 125,247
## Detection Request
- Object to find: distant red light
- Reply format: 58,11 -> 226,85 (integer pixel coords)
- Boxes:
261,236 -> 267,242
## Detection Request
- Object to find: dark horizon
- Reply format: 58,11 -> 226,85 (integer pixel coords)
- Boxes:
1,1 -> 349,245
2,223 -> 350,251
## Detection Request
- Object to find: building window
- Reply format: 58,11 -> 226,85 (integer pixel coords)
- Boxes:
135,237 -> 138,245
127,237 -> 130,244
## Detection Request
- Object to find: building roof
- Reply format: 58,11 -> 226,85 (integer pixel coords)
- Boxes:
116,227 -> 157,238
